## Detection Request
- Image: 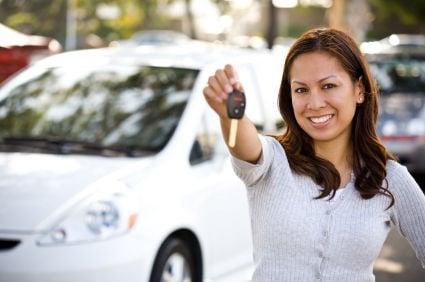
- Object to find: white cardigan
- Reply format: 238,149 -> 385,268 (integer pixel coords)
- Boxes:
231,135 -> 425,282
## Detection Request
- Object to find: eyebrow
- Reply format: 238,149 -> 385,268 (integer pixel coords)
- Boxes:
292,75 -> 338,85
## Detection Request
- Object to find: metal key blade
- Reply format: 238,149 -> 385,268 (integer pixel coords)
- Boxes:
228,119 -> 238,147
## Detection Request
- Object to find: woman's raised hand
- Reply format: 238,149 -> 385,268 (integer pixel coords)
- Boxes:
202,64 -> 244,119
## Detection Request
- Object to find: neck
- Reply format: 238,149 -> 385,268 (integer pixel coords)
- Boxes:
314,138 -> 353,172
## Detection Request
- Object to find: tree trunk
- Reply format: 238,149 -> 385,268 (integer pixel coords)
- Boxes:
185,0 -> 197,39
328,0 -> 372,42
266,0 -> 277,49
328,0 -> 347,31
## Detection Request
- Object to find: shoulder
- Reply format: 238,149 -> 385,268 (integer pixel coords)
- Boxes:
386,160 -> 411,182
261,134 -> 289,163
262,135 -> 286,155
385,160 -> 421,195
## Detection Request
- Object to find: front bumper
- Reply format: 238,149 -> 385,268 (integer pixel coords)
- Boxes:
0,230 -> 154,282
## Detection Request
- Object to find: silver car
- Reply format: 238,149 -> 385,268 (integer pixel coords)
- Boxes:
367,48 -> 425,174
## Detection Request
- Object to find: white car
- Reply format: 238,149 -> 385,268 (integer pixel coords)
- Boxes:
0,42 -> 281,282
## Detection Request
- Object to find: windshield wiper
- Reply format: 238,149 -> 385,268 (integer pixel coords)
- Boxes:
0,137 -> 156,157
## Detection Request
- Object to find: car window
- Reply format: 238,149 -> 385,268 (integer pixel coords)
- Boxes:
189,113 -> 217,165
235,64 -> 265,128
0,65 -> 199,153
369,56 -> 425,94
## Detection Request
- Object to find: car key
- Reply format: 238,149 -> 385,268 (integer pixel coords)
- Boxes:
226,90 -> 246,148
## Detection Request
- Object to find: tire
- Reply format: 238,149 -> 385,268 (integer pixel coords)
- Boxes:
150,238 -> 198,282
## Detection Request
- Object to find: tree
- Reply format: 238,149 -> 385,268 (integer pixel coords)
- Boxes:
0,0 -> 67,43
266,0 -> 277,49
368,0 -> 425,38
0,0 -> 173,48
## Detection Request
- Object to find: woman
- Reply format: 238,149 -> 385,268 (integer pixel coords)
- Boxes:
203,28 -> 425,281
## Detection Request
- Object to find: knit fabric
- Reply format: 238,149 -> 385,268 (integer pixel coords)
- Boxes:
230,135 -> 425,282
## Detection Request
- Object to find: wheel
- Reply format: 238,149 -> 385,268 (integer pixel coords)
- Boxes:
150,238 -> 197,282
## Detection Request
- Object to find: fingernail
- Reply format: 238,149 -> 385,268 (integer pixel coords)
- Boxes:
225,85 -> 232,92
229,78 -> 236,84
215,96 -> 222,103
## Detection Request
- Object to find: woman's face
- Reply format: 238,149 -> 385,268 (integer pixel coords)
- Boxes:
290,51 -> 363,145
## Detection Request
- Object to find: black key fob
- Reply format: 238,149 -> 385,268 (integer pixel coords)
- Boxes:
226,90 -> 246,119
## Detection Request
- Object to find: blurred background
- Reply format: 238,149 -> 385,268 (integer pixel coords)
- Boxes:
1,0 -> 425,85
0,0 -> 424,50
0,0 -> 424,281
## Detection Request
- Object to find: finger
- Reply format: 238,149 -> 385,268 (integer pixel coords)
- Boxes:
215,69 -> 233,94
233,81 -> 245,93
224,64 -> 239,86
208,76 -> 226,98
203,86 -> 223,103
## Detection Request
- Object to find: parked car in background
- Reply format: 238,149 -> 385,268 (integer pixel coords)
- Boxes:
379,34 -> 425,50
0,23 -> 62,84
0,42 -> 281,282
363,43 -> 425,175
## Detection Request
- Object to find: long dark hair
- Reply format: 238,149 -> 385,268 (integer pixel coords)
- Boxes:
276,27 -> 395,206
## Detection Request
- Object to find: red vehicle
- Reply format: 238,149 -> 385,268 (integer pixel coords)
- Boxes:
0,23 -> 62,83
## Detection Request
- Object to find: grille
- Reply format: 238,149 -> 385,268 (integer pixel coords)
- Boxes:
0,239 -> 21,251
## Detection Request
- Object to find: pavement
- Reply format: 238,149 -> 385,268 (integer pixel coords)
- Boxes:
374,230 -> 425,282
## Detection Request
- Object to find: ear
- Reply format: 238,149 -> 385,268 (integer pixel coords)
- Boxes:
355,76 -> 365,104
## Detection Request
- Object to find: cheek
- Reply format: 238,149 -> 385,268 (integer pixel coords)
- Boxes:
291,98 -> 308,127
291,97 -> 305,116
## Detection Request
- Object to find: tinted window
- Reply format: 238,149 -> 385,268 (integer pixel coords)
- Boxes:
369,55 -> 425,94
0,65 -> 199,153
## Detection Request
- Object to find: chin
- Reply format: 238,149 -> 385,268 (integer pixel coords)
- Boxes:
304,129 -> 339,143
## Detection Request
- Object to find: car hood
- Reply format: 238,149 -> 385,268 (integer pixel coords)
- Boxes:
0,152 -> 149,232
378,92 -> 425,134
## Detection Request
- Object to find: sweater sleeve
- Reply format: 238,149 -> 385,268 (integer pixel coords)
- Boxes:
388,162 -> 425,268
230,134 -> 275,187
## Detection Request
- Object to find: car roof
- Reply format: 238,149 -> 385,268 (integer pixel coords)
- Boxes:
380,34 -> 425,47
35,41 -> 272,70
365,48 -> 425,61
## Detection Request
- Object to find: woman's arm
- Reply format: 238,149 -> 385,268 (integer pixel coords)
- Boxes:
390,164 -> 425,268
203,64 -> 261,164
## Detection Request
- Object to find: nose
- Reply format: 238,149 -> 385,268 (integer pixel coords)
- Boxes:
307,90 -> 327,110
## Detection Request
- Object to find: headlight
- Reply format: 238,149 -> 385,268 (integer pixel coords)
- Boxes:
37,181 -> 138,246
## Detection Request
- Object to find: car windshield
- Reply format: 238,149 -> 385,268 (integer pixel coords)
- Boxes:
369,55 -> 425,94
0,64 -> 199,155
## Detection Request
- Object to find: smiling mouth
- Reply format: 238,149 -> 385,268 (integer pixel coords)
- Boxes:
308,114 -> 334,124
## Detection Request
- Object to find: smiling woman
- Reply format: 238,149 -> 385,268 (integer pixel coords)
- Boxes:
290,52 -> 363,149
203,27 -> 425,281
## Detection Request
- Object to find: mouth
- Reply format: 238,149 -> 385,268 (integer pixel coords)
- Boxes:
308,114 -> 334,125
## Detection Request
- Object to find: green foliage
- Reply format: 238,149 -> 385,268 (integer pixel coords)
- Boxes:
0,0 -> 67,44
370,0 -> 425,26
0,0 -> 176,48
1,0 -> 424,48
368,0 -> 425,39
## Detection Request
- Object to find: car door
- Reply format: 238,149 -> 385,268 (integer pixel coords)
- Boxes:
185,107 -> 252,279
190,63 -> 266,279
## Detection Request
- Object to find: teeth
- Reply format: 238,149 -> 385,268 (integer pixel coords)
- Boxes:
310,114 -> 333,124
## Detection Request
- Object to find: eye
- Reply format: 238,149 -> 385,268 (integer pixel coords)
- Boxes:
323,83 -> 336,89
294,87 -> 308,94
